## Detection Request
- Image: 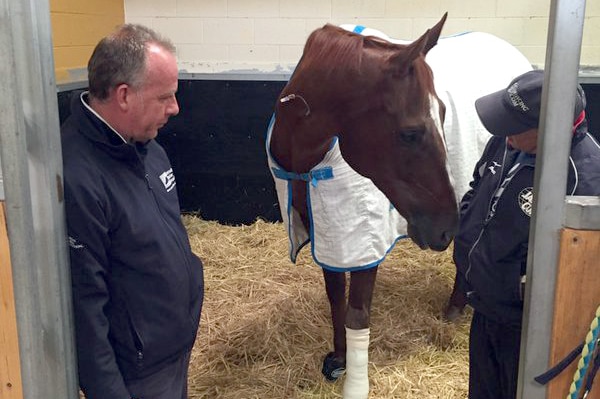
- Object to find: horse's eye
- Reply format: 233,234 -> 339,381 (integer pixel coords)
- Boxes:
398,129 -> 423,145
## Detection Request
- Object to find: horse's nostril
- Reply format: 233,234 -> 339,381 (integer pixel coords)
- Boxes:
442,230 -> 455,245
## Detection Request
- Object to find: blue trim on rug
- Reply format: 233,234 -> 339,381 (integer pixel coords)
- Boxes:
312,229 -> 409,272
352,25 -> 366,34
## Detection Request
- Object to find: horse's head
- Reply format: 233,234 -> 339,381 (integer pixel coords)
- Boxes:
336,14 -> 458,251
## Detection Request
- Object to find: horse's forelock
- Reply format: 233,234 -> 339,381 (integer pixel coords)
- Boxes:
379,57 -> 436,120
417,59 -> 436,92
414,59 -> 437,106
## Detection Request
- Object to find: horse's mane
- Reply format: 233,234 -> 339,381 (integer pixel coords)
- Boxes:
299,24 -> 404,77
287,24 -> 437,117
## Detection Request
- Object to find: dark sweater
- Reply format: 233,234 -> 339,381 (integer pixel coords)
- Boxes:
61,92 -> 204,399
453,127 -> 600,325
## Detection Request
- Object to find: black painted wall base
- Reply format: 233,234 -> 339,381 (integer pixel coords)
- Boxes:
58,80 -> 286,225
57,80 -> 600,225
154,80 -> 286,224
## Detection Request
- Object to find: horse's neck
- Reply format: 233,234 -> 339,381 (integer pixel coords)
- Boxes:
271,56 -> 380,172
271,74 -> 347,173
270,109 -> 338,173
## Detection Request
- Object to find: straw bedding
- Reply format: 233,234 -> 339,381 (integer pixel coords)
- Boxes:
183,215 -> 470,398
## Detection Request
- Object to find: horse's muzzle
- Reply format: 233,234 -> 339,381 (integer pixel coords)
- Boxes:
407,213 -> 458,251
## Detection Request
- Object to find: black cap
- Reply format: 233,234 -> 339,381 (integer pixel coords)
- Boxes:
475,69 -> 586,137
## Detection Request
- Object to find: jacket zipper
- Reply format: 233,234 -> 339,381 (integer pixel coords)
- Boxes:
143,171 -> 195,314
465,144 -> 509,281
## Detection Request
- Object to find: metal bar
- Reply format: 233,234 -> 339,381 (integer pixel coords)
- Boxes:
517,0 -> 587,398
0,168 -> 4,200
564,196 -> 600,230
56,67 -> 600,95
179,71 -> 293,81
0,0 -> 78,398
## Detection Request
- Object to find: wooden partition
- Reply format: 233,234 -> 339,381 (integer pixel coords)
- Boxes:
547,228 -> 600,399
50,0 -> 124,83
0,202 -> 23,399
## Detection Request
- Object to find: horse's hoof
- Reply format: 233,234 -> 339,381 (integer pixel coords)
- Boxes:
322,352 -> 346,382
443,304 -> 465,322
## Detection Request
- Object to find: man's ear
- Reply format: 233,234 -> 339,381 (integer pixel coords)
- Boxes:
114,83 -> 130,111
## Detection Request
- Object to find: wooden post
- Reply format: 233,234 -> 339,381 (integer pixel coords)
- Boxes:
547,228 -> 600,399
0,201 -> 23,399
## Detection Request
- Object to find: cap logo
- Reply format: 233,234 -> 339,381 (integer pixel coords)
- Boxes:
507,82 -> 530,112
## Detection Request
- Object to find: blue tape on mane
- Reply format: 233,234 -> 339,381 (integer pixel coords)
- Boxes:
353,25 -> 366,34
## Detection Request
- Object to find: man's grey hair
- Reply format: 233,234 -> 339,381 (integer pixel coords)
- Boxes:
87,24 -> 176,101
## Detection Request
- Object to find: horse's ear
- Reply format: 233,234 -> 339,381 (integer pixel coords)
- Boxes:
387,13 -> 447,76
423,12 -> 447,54
387,32 -> 428,76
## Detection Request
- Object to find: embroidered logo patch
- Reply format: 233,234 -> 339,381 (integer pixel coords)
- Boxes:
68,236 -> 84,249
488,161 -> 501,175
507,82 -> 530,113
159,168 -> 176,192
518,187 -> 533,217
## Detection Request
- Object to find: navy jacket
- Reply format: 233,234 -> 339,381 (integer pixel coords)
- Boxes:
453,125 -> 600,326
61,92 -> 204,399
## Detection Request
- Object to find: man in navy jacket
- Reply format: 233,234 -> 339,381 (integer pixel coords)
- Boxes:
452,70 -> 600,399
61,24 -> 204,399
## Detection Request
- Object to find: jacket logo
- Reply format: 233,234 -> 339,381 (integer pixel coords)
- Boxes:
68,236 -> 85,249
160,168 -> 176,192
518,187 -> 533,217
488,161 -> 501,175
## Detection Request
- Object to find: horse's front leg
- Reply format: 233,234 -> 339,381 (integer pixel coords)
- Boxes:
443,268 -> 468,322
343,267 -> 377,399
321,269 -> 347,381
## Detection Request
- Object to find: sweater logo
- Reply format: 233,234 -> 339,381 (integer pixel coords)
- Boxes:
68,236 -> 85,249
518,187 -> 533,217
488,161 -> 501,175
160,168 -> 176,192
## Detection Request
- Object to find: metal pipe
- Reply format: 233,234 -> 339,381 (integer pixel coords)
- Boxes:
518,0 -> 587,398
0,0 -> 78,397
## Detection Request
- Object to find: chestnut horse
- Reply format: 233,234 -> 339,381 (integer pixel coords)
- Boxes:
338,24 -> 533,322
267,14 -> 457,399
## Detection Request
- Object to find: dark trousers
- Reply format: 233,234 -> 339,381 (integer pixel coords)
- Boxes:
469,311 -> 522,399
127,351 -> 192,399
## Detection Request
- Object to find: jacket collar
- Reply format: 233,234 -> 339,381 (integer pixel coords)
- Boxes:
70,91 -> 147,163
80,91 -> 128,144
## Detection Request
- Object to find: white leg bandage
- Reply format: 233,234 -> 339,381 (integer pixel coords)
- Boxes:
343,327 -> 370,399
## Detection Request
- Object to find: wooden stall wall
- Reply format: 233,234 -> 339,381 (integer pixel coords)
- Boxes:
547,228 -> 600,399
50,0 -> 124,84
0,203 -> 22,399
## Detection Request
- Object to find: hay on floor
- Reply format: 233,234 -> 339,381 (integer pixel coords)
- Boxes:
184,216 -> 471,399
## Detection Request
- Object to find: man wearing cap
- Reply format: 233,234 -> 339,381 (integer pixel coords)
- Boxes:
452,69 -> 600,399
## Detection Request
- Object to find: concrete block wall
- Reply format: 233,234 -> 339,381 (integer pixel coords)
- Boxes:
124,0 -> 600,74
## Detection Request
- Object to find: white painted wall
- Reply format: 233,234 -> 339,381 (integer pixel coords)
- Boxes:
124,0 -> 600,74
